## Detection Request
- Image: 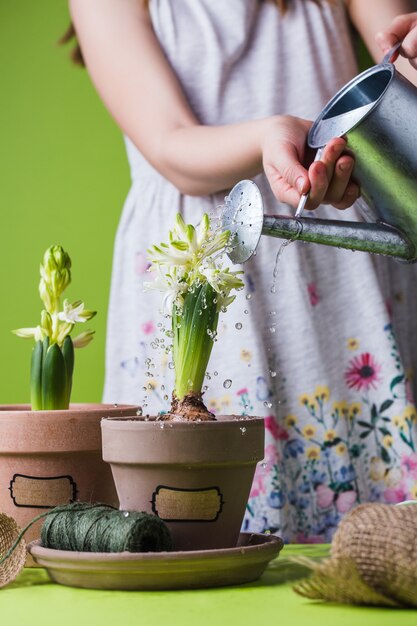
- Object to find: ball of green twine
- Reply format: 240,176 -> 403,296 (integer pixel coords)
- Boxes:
40,503 -> 172,553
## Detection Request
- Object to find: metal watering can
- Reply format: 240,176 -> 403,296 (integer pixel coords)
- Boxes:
223,44 -> 417,264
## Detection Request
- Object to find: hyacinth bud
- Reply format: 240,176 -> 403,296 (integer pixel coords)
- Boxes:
40,310 -> 52,336
42,245 -> 71,275
39,245 -> 72,305
72,329 -> 95,348
39,278 -> 53,312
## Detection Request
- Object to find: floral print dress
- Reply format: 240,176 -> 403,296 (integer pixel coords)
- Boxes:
103,0 -> 417,542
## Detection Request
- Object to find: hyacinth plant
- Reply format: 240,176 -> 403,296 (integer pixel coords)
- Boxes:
146,214 -> 244,420
13,245 -> 96,410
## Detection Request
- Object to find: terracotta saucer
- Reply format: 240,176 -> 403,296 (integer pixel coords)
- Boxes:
28,532 -> 283,590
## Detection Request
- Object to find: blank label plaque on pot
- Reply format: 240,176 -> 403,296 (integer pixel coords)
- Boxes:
9,474 -> 77,508
152,486 -> 224,522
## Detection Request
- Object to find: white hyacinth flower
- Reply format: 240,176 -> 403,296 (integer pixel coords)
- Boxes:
144,266 -> 188,314
12,326 -> 45,342
58,299 -> 96,324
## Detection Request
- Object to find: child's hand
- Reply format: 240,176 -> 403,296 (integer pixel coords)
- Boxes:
262,116 -> 359,211
376,13 -> 417,69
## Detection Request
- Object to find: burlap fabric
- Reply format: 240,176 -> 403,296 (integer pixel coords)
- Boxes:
0,513 -> 26,587
293,503 -> 417,607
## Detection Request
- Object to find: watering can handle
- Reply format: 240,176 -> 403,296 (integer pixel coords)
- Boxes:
294,146 -> 325,218
382,41 -> 402,65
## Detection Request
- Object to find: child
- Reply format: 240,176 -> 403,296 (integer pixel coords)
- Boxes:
68,0 -> 417,542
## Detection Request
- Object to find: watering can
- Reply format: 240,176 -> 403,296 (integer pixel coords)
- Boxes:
223,44 -> 417,264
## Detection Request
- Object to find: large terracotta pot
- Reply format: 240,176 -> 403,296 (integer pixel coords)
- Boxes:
0,404 -> 139,549
101,416 -> 265,551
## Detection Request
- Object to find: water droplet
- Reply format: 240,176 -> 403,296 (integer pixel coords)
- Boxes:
263,401 -> 273,408
159,422 -> 165,429
240,427 -> 247,435
235,322 -> 243,330
136,407 -> 143,416
163,394 -> 169,401
270,370 -> 277,378
168,362 -> 175,370
213,371 -> 218,377
123,511 -> 130,518
269,326 -> 276,334
246,294 -> 252,300
223,379 -> 232,389
244,309 -> 248,314
113,403 -> 119,408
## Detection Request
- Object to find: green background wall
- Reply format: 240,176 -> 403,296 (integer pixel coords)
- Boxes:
0,1 -> 373,405
1,1 -> 130,403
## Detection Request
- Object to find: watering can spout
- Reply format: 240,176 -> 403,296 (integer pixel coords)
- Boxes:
222,180 -> 416,264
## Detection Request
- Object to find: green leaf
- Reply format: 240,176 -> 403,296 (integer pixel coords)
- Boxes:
359,430 -> 372,439
379,399 -> 394,413
378,427 -> 391,436
390,374 -> 405,392
349,444 -> 361,458
42,343 -> 68,410
380,447 -> 391,464
371,404 -> 378,423
173,283 -> 218,399
30,341 -> 43,411
357,420 -> 373,429
62,336 -> 74,406
399,430 -> 413,448
323,437 -> 342,448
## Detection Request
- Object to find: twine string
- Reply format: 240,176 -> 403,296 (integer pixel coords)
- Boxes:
0,502 -> 172,568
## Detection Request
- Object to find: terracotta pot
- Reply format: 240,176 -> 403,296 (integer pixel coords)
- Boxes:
101,416 -> 265,551
0,403 -> 139,551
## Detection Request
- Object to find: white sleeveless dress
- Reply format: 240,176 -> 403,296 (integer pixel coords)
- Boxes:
103,0 -> 417,542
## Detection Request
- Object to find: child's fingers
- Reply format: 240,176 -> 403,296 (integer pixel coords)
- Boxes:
304,160 -> 331,209
304,139 -> 346,209
324,155 -> 355,206
332,182 -> 360,210
375,30 -> 399,56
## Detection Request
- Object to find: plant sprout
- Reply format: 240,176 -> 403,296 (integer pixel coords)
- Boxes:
13,245 -> 96,410
146,214 -> 243,420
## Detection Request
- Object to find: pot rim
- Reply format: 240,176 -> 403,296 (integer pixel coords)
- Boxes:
102,414 -> 264,426
0,403 -> 139,417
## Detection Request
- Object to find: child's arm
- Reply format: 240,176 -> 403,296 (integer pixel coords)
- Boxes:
347,0 -> 417,84
69,0 -> 357,209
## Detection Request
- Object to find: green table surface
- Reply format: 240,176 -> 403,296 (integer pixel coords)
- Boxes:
2,545 -> 416,626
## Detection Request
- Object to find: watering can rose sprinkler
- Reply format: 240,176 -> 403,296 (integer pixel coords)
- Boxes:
223,43 -> 417,264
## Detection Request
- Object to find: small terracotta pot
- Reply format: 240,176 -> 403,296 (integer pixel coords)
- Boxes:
101,416 -> 265,551
0,404 -> 139,551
